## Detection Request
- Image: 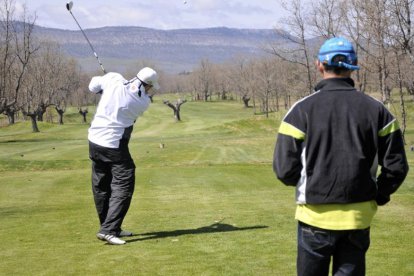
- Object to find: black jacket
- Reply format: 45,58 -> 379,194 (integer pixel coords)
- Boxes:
273,78 -> 409,205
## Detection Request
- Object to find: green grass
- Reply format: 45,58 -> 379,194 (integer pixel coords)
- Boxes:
0,98 -> 413,275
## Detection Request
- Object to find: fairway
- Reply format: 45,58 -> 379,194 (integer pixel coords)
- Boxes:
0,99 -> 413,275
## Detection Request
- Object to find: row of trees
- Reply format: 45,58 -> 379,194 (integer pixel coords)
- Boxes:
162,0 -> 414,135
162,57 -> 301,118
0,0 -> 91,131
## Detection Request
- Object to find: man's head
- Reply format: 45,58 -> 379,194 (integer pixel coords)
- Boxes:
317,37 -> 359,77
137,67 -> 160,91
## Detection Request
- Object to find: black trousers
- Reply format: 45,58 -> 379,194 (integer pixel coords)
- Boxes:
89,141 -> 136,236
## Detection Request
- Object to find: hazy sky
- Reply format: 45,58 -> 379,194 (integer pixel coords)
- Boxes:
16,0 -> 286,30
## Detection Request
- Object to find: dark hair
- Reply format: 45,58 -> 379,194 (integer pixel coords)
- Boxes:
322,54 -> 354,74
323,65 -> 351,75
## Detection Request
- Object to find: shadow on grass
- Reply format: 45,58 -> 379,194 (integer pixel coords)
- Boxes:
127,221 -> 269,243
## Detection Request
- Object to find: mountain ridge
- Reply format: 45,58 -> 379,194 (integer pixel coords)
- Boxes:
32,24 -> 287,73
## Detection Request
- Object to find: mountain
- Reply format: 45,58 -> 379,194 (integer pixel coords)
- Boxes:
32,25 -> 288,74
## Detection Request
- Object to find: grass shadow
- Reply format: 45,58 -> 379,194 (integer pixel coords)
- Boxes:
127,221 -> 269,243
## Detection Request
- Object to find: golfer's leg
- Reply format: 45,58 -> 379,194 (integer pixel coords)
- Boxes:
91,160 -> 112,225
297,222 -> 332,276
100,160 -> 136,235
332,228 -> 370,276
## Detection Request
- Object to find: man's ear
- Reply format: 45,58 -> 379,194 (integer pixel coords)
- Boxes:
316,60 -> 324,74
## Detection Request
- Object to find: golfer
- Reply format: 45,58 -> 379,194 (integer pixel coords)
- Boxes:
88,67 -> 160,245
273,37 -> 409,275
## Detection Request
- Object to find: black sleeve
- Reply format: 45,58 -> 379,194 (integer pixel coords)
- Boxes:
273,104 -> 307,186
376,117 -> 409,205
273,134 -> 304,186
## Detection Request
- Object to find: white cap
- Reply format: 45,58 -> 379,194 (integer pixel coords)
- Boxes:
137,67 -> 160,90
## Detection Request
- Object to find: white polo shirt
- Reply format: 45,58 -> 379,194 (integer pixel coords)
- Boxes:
88,72 -> 151,148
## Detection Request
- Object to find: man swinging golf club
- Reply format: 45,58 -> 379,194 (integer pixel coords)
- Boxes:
88,67 -> 160,245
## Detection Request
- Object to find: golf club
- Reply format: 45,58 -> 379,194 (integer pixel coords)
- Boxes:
66,1 -> 106,74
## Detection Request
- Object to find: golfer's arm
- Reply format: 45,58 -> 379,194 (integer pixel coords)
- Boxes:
89,76 -> 104,94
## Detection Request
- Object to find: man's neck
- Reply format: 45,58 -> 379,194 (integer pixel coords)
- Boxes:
323,71 -> 352,79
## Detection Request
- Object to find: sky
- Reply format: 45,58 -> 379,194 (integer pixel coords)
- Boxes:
15,0 -> 286,31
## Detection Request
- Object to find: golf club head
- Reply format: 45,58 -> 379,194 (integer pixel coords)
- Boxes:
66,1 -> 73,11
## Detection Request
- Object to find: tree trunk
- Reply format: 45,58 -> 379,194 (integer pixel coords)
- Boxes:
56,107 -> 64,125
37,110 -> 44,122
79,109 -> 88,123
175,108 -> 180,121
27,114 -> 39,132
5,108 -> 15,125
395,51 -> 407,143
242,95 -> 250,108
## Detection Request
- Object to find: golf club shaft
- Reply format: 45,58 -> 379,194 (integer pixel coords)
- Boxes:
67,7 -> 106,74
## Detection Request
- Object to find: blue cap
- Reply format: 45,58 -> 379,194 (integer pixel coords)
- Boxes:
318,37 -> 359,70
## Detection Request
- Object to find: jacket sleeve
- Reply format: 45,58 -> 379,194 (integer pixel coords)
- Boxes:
376,117 -> 409,205
89,76 -> 104,93
273,107 -> 306,186
88,72 -> 124,94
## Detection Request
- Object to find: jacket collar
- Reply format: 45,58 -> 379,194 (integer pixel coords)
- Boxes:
314,78 -> 355,92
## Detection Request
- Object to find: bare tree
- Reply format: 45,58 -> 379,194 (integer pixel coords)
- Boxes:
385,0 -> 414,140
345,0 -> 393,102
54,58 -> 81,124
78,107 -> 88,124
20,41 -> 79,131
252,58 -> 279,117
229,57 -> 255,108
393,50 -> 408,140
21,84 -> 39,132
389,0 -> 414,63
194,59 -> 213,101
163,99 -> 187,121
309,0 -> 346,38
268,0 -> 315,94
0,0 -> 37,124
213,63 -> 232,101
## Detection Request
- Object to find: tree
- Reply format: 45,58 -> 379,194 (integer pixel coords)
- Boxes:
385,0 -> 413,140
229,57 -> 255,108
268,0 -> 316,95
389,0 -> 414,64
54,58 -> 82,124
252,58 -> 279,117
345,0 -> 393,102
21,41 -> 80,131
309,0 -> 346,38
0,0 -> 37,124
78,108 -> 88,124
163,99 -> 187,121
194,59 -> 213,101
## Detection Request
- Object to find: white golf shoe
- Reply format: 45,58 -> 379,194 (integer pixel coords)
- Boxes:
103,234 -> 126,245
96,233 -> 126,245
96,233 -> 105,241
